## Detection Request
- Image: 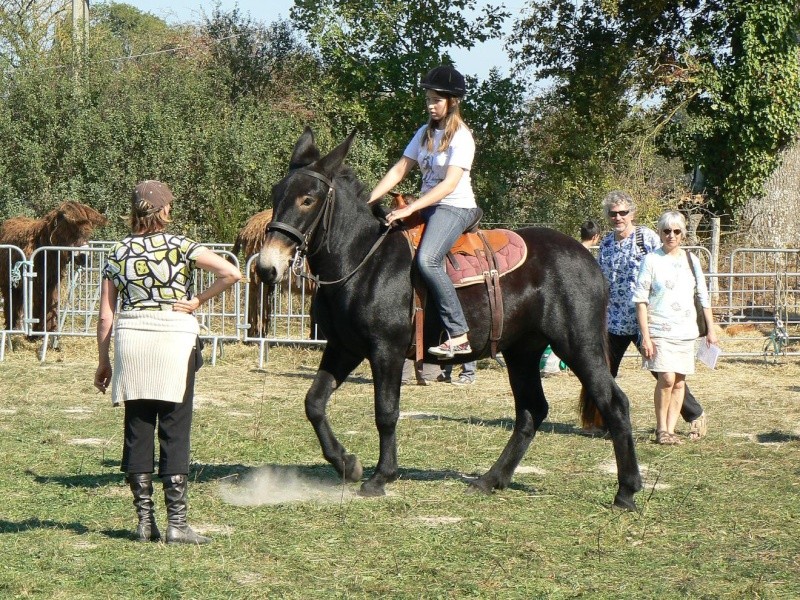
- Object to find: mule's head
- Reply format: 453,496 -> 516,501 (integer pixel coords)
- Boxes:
47,201 -> 108,247
256,127 -> 355,285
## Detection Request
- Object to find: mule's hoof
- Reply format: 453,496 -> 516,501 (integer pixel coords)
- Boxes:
343,454 -> 363,483
612,494 -> 638,512
357,481 -> 386,497
465,480 -> 493,496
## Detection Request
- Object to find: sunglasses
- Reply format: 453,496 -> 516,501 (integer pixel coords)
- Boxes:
607,210 -> 630,218
662,228 -> 683,236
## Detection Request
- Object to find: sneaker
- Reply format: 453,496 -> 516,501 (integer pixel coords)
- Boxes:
452,375 -> 475,386
428,340 -> 472,359
435,373 -> 451,383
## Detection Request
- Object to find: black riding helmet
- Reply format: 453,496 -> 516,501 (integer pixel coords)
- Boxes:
420,65 -> 466,98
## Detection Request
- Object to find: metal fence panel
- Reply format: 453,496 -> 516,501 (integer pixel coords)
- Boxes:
4,241 -> 799,365
241,254 -> 325,368
22,244 -> 243,363
0,244 -> 28,361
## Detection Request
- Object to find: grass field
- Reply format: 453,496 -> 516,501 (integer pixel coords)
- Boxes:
0,336 -> 798,599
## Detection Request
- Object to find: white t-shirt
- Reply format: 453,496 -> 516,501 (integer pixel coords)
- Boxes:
632,248 -> 710,340
403,124 -> 477,208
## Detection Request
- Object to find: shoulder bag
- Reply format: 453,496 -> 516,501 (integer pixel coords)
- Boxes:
686,251 -> 708,337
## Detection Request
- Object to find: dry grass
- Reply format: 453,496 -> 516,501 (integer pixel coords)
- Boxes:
0,336 -> 799,598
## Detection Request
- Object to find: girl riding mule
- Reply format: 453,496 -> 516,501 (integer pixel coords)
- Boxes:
256,128 -> 642,510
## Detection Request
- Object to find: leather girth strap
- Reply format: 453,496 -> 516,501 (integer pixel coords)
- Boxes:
477,231 -> 504,358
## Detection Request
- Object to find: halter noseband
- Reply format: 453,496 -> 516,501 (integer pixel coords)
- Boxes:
264,166 -> 393,287
266,168 -> 336,257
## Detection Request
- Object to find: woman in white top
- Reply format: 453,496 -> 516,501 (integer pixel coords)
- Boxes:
632,211 -> 718,445
369,65 -> 481,358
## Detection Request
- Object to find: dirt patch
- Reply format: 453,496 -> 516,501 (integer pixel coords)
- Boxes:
414,516 -> 463,526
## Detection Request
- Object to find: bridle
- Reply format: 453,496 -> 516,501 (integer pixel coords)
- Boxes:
266,168 -> 391,287
266,168 -> 337,258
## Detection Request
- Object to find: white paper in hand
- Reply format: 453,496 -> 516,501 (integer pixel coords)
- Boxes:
696,341 -> 721,369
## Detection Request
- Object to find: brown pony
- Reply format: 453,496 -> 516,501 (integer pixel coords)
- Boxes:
0,201 -> 107,334
233,208 -> 318,339
233,209 -> 273,338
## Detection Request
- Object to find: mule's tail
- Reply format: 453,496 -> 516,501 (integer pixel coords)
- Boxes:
578,324 -> 610,430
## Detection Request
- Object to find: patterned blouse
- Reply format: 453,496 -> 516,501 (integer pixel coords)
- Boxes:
102,232 -> 206,311
597,226 -> 661,336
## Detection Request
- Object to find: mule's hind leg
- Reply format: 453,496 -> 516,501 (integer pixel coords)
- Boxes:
469,346 -> 546,494
568,353 -> 642,510
306,344 -> 365,483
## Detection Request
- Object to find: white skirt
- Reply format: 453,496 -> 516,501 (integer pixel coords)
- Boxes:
641,337 -> 695,375
111,311 -> 199,406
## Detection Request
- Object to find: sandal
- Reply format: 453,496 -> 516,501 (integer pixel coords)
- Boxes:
689,412 -> 708,441
656,430 -> 674,445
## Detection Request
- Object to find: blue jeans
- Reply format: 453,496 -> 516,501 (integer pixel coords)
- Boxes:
418,204 -> 480,337
443,361 -> 477,379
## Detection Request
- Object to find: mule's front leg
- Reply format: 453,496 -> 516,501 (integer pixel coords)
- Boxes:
359,353 -> 405,497
306,347 -> 364,483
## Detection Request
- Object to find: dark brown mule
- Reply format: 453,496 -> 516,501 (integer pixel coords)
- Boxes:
0,201 -> 106,334
256,128 -> 642,510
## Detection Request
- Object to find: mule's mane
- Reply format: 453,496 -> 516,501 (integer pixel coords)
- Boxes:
328,165 -> 390,222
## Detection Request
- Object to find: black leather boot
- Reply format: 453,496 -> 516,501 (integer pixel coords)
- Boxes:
127,473 -> 161,542
162,474 -> 210,545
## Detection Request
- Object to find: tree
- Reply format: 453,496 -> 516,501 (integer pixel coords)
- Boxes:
203,8 -> 319,104
291,0 -> 509,156
659,1 -> 800,214
0,0 -> 68,72
510,0 -> 800,216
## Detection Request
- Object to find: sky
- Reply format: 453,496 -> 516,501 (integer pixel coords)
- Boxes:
119,0 -> 525,80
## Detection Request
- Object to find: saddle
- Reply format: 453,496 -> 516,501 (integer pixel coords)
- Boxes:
391,193 -> 527,287
389,193 -> 528,366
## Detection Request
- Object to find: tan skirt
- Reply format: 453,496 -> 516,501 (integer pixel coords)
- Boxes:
641,337 -> 695,375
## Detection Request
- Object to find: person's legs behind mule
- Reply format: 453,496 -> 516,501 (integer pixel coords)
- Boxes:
122,400 -> 161,542
648,371 -> 707,438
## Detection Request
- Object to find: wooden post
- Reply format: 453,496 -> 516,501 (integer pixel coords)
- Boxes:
710,217 -> 721,302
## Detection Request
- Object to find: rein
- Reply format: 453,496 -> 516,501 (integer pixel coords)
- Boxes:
268,167 -> 391,287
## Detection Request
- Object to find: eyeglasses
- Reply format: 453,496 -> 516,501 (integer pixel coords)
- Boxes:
662,229 -> 682,236
607,210 -> 630,218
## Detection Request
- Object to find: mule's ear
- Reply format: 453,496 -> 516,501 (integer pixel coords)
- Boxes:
316,130 -> 356,177
289,127 -> 321,170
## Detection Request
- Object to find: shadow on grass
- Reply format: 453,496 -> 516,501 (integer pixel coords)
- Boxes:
0,518 -> 89,535
27,469 -> 121,488
755,430 -> 800,443
27,461 -> 542,496
252,369 -> 374,385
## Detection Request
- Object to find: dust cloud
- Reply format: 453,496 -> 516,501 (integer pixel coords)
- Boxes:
219,466 -> 354,506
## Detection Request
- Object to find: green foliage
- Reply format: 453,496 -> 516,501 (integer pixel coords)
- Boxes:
203,8 -> 319,104
463,70 -> 534,223
660,1 -> 800,213
0,2 -> 388,243
511,0 -> 800,217
291,0 -> 510,158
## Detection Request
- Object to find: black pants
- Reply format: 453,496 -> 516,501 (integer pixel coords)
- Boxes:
608,332 -> 704,423
120,357 -> 195,476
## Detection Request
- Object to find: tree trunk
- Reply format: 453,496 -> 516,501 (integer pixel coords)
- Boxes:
739,139 -> 800,248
